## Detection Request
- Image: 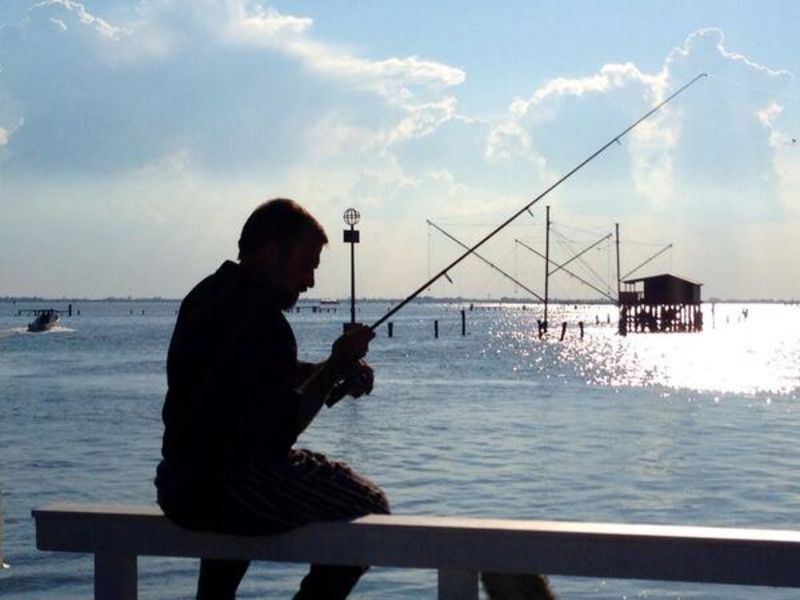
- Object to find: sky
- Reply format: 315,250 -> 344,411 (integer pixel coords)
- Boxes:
1,0 -> 798,300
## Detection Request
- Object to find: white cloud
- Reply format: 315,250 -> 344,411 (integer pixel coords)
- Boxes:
226,3 -> 311,39
23,1 -> 466,104
758,102 -> 790,147
302,112 -> 384,161
485,121 -> 531,161
486,62 -> 667,179
264,37 -> 465,103
2,5 -> 797,298
757,102 -> 800,215
513,63 -> 666,120
665,27 -> 791,81
387,97 -> 458,145
628,117 -> 678,210
210,2 -> 465,102
484,28 -> 794,222
30,0 -> 125,39
48,18 -> 67,31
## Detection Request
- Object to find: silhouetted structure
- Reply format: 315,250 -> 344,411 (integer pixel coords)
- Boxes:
618,274 -> 702,335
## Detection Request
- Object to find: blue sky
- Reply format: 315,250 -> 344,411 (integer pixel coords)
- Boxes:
1,1 -> 798,300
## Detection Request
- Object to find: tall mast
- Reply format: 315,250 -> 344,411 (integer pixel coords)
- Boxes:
615,223 -> 621,305
544,205 -> 551,330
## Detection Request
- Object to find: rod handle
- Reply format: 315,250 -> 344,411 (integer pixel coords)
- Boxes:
325,372 -> 365,407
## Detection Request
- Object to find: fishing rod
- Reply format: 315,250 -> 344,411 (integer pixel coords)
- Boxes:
368,72 -> 706,332
327,73 -> 706,405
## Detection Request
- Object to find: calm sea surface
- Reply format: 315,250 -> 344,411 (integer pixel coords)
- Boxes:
1,299 -> 799,599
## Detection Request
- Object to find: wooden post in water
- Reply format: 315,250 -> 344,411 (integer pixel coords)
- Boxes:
560,322 -> 567,341
0,480 -> 7,570
434,320 -> 439,338
388,322 -> 394,338
461,310 -> 466,336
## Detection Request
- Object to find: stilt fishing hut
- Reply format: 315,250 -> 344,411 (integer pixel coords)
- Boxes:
618,274 -> 702,335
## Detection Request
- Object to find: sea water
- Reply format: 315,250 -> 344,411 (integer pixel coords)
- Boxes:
1,299 -> 799,599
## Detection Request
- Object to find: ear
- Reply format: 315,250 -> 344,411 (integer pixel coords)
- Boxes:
244,239 -> 282,268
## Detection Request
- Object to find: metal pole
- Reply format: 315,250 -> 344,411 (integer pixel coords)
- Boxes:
615,223 -> 621,305
544,205 -> 550,331
350,224 -> 356,324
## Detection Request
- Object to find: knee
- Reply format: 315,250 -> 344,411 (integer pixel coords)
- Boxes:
373,488 -> 391,515
356,485 -> 390,517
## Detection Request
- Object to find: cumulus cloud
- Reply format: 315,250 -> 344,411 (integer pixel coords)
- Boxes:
658,29 -> 793,221
31,0 -> 126,39
1,4 -> 796,298
387,97 -> 458,145
757,101 -> 800,214
758,102 -> 791,147
481,27 -> 793,222
209,1 -> 465,101
511,63 -> 666,120
225,3 -> 312,39
0,0 -> 466,178
287,44 -> 465,101
485,61 -> 667,188
665,27 -> 791,82
134,0 -> 464,102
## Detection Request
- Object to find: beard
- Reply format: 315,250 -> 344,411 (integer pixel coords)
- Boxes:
274,287 -> 302,310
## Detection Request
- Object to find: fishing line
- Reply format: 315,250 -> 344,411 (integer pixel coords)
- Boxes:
551,228 -> 612,290
568,244 -> 609,293
515,237 -> 615,302
708,73 -> 799,103
555,221 -> 611,238
428,220 -> 543,301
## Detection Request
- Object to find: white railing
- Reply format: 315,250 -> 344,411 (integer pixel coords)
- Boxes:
33,503 -> 800,600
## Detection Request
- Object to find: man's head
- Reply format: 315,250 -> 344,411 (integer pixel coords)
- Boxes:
238,198 -> 328,308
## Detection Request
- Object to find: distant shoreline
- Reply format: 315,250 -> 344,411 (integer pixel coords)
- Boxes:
2,296 -> 798,305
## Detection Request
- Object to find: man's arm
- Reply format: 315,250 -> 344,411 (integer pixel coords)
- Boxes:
295,360 -> 319,384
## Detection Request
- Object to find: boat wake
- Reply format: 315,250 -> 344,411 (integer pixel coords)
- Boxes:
0,326 -> 75,338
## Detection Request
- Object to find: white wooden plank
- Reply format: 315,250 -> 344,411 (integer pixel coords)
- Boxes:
31,503 -> 800,589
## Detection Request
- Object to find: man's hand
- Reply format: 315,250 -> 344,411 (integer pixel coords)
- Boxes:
345,360 -> 374,398
330,324 -> 374,379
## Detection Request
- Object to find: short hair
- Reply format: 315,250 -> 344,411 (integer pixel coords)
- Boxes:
238,198 -> 328,260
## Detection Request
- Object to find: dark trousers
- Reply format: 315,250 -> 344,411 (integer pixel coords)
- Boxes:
157,449 -> 390,599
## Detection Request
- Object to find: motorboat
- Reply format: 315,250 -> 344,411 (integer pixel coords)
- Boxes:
27,309 -> 59,333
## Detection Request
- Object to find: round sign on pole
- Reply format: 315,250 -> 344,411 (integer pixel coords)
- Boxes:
343,208 -> 361,226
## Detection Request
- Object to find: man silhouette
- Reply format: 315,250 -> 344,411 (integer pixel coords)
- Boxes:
155,198 -> 388,599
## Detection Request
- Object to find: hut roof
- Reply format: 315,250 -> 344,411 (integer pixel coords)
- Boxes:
623,273 -> 702,287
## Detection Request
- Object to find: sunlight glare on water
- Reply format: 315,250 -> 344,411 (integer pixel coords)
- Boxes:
489,303 -> 800,396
